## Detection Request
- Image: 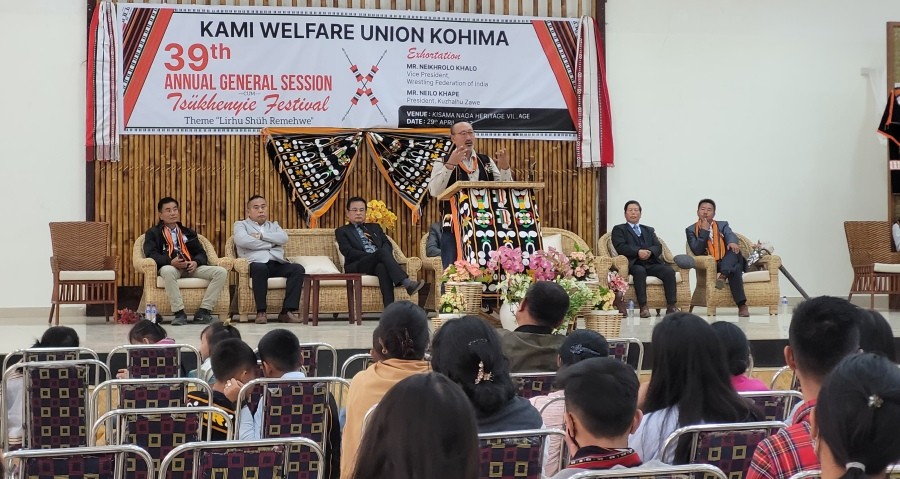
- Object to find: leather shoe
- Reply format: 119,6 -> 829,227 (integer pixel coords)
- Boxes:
255,312 -> 268,324
639,306 -> 651,319
278,311 -> 302,323
738,305 -> 750,317
665,305 -> 680,315
405,279 -> 425,296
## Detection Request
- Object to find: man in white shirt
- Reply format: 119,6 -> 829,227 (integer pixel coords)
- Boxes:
428,121 -> 513,268
233,195 -> 305,324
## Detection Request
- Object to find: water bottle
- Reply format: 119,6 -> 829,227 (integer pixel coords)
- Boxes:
779,296 -> 788,315
627,300 -> 635,318
149,303 -> 157,323
145,302 -> 152,320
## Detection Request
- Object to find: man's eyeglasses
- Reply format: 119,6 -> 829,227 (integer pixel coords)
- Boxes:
348,208 -> 366,213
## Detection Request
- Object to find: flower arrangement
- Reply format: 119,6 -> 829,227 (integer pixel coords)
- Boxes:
365,199 -> 398,231
606,269 -> 629,295
569,246 -> 598,281
487,246 -> 525,275
116,308 -> 140,325
554,277 -> 596,334
591,286 -> 617,311
439,287 -> 467,314
530,247 -> 572,281
497,273 -> 533,304
442,260 -> 492,283
747,240 -> 774,270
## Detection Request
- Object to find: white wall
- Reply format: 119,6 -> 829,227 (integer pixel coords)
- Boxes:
605,0 -> 897,297
0,1 -> 895,308
0,2 -> 86,308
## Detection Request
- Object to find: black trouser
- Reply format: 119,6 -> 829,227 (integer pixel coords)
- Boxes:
718,250 -> 747,305
249,261 -> 305,312
346,248 -> 408,307
440,229 -> 457,270
631,261 -> 677,306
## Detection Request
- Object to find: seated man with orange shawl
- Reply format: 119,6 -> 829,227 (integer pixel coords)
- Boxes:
685,198 -> 749,317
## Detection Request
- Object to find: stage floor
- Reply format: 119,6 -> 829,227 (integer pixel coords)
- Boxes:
3,303 -> 898,369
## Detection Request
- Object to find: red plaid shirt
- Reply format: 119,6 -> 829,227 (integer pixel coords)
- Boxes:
747,400 -> 818,479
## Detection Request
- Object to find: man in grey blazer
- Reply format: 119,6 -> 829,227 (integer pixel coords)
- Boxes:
610,200 -> 678,318
234,195 -> 305,324
685,198 -> 749,317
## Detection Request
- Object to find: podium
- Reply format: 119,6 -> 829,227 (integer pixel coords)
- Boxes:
438,181 -> 546,300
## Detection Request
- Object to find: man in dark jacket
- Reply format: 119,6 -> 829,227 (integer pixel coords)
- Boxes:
144,197 -> 227,325
496,281 -> 570,373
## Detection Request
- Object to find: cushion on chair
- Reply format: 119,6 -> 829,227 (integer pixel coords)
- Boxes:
318,275 -> 381,287
249,278 -> 287,290
605,236 -> 618,256
59,270 -> 116,281
155,277 -> 211,289
874,263 -> 900,273
542,234 -> 563,252
742,271 -> 771,283
288,256 -> 340,274
334,241 -> 346,269
627,272 -> 683,285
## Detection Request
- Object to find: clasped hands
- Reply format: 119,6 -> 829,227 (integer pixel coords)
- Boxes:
171,257 -> 198,273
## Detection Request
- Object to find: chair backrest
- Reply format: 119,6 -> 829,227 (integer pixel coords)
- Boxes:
769,365 -> 801,391
541,227 -> 593,257
107,343 -> 202,379
686,231 -> 755,259
4,444 -> 154,479
8,359 -> 110,450
511,372 -> 557,399
93,406 -> 225,479
844,221 -> 895,262
90,377 -> 213,428
299,342 -> 338,377
478,428 -> 567,479
158,437 -> 325,479
340,353 -> 374,379
565,463 -> 728,479
660,421 -> 786,479
2,347 -> 99,376
607,338 -> 644,372
740,391 -> 804,422
49,222 -> 111,270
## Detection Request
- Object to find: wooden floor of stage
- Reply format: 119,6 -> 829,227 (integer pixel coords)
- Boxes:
2,300 -> 898,369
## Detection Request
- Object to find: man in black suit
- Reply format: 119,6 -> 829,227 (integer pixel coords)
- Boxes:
611,200 -> 678,318
686,198 -> 749,317
335,197 -> 425,307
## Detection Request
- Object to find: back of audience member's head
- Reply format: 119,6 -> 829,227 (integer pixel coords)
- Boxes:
373,301 -> 429,360
645,313 -> 759,427
351,373 -> 479,479
200,320 -> 241,360
858,309 -> 896,362
816,353 -> 900,479
128,319 -> 168,344
522,281 -> 569,329
558,330 -> 609,368
789,296 -> 862,380
209,338 -> 257,381
258,328 -> 301,376
560,357 -> 640,441
711,321 -> 753,376
33,326 -> 79,348
431,315 -> 516,415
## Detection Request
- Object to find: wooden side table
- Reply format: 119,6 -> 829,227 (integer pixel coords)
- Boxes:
301,273 -> 363,325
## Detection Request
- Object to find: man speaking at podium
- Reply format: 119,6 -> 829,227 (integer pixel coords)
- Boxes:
428,120 -> 513,268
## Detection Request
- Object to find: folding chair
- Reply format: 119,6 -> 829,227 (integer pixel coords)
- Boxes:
740,390 -> 804,422
4,444 -> 153,479
89,377 -> 213,433
299,342 -> 338,377
158,437 -> 324,479
106,343 -> 202,379
340,353 -> 373,379
607,337 -> 645,372
478,428 -> 567,479
1,347 -> 99,374
511,372 -> 557,399
565,463 -> 728,479
660,421 -> 786,478
769,365 -> 800,391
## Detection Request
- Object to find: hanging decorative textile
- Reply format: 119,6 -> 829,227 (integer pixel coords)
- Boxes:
263,128 -> 363,227
575,16 -> 614,168
86,0 -> 121,161
364,129 -> 452,224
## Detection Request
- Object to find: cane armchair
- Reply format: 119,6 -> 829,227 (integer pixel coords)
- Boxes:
420,233 -> 444,311
133,234 -> 232,317
687,233 -> 781,315
598,233 -> 691,313
49,221 -> 118,325
844,221 -> 900,308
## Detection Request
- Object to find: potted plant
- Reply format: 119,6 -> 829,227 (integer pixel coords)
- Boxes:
433,286 -> 467,330
441,260 -> 490,314
553,277 -> 596,334
585,285 -> 623,338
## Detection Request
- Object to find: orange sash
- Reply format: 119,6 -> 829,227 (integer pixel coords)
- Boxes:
163,226 -> 192,262
457,155 -> 479,174
696,220 -> 725,261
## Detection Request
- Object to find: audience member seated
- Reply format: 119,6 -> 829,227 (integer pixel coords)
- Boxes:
234,195 -> 305,324
858,309 -> 896,362
814,353 -> 900,479
5,326 -> 80,449
240,328 -> 340,479
350,373 -> 479,479
532,330 -> 610,476
711,321 -> 768,392
747,297 -> 864,479
189,320 -> 242,384
631,312 -> 762,463
426,221 -> 442,258
341,301 -> 431,479
186,338 -> 258,440
115,319 -> 176,379
432,315 -> 543,433
551,357 -> 650,478
496,281 -> 570,373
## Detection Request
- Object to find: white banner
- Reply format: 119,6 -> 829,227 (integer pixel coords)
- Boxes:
116,4 -> 581,139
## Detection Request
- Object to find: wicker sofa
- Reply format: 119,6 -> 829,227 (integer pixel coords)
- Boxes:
225,228 -> 422,322
686,232 -> 781,315
597,233 -> 691,314
132,234 -> 233,317
844,221 -> 900,308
